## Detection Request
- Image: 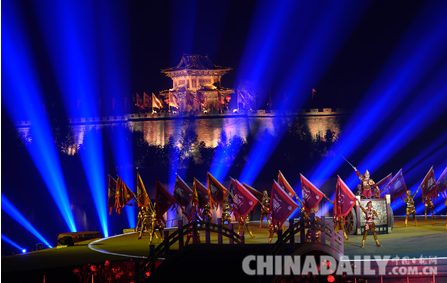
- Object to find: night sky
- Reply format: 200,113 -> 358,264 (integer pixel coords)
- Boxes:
2,0 -> 432,110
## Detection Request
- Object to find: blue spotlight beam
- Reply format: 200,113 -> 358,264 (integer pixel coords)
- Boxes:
314,138 -> 447,216
391,150 -> 447,212
1,234 -> 25,252
97,0 -> 134,228
343,62 -> 447,189
2,194 -> 53,248
31,0 -> 109,237
238,0 -> 370,185
310,1 -> 447,187
210,117 -> 250,182
2,1 -> 77,232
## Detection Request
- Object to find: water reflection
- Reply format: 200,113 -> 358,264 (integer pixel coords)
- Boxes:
18,115 -> 343,151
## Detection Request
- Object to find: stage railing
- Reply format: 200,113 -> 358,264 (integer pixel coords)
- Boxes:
271,213 -> 344,256
140,215 -> 244,278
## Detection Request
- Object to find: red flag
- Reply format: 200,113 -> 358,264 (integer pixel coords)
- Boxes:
311,88 -> 317,99
169,91 -> 179,108
270,180 -> 299,226
300,174 -> 324,214
186,90 -> 195,108
334,176 -> 356,218
242,183 -> 264,211
207,172 -> 228,209
277,171 -> 303,207
121,178 -> 136,206
218,91 -> 225,105
173,174 -> 193,208
155,179 -> 177,223
376,173 -> 393,196
193,178 -> 210,209
108,175 -> 117,215
232,179 -> 258,218
242,183 -> 264,203
137,172 -> 150,209
152,93 -> 163,109
421,166 -> 438,201
114,177 -> 124,214
135,93 -> 143,108
197,90 -> 206,106
114,177 -> 136,214
386,168 -> 407,201
437,166 -> 447,195
143,92 -> 151,109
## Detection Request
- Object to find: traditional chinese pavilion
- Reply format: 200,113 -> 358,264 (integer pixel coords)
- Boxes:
161,54 -> 233,112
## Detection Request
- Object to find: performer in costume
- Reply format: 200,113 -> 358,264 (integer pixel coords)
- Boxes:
138,206 -> 152,239
201,202 -> 212,220
268,216 -> 282,244
259,190 -> 271,227
424,197 -> 436,219
135,206 -> 145,233
221,195 -> 233,224
149,210 -> 165,244
301,207 -> 322,243
325,197 -> 349,241
185,206 -> 201,245
353,167 -> 379,199
358,200 -> 381,248
237,214 -> 255,239
404,188 -> 419,227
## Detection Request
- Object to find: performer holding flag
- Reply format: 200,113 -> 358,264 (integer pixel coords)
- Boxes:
268,180 -> 299,243
404,187 -> 419,227
232,179 -> 258,238
421,166 -> 438,220
334,176 -> 357,242
278,170 -> 304,207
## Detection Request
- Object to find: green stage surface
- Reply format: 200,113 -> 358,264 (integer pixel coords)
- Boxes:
2,216 -> 446,274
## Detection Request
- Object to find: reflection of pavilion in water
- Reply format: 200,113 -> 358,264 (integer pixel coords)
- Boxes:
17,109 -> 345,152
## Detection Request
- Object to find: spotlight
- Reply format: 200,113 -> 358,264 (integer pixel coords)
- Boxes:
22,249 -> 27,254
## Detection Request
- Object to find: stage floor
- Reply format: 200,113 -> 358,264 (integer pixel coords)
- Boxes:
2,216 -> 446,274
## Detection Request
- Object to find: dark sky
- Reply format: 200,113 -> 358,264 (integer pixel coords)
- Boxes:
127,0 -> 426,109
3,0 -> 430,111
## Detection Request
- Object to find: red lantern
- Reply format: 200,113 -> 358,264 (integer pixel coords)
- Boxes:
164,99 -> 169,104
225,96 -> 231,102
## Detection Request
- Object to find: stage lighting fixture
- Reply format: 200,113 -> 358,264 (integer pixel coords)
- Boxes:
2,234 -> 25,252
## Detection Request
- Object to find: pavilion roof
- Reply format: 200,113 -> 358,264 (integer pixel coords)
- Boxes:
162,54 -> 230,72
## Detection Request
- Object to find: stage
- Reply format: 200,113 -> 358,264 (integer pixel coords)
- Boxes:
2,216 -> 446,282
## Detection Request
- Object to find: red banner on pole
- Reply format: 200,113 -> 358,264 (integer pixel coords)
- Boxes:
193,178 -> 210,209
137,172 -> 150,208
108,175 -> 117,215
155,179 -> 177,223
207,172 -> 228,209
270,180 -> 299,226
386,169 -> 407,201
300,174 -> 324,214
173,174 -> 193,208
232,179 -> 258,219
421,166 -> 438,201
334,176 -> 356,218
377,173 -> 393,196
437,166 -> 447,197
